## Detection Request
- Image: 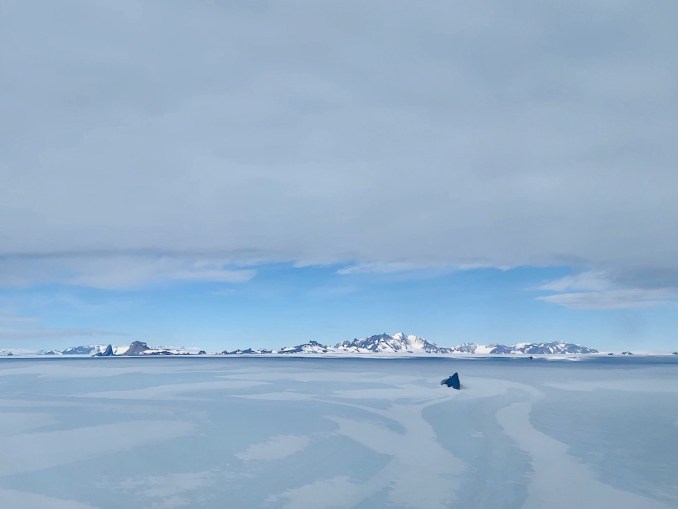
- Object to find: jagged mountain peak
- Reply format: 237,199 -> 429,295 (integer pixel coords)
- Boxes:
333,332 -> 444,353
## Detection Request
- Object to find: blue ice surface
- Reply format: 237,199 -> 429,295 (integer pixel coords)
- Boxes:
0,356 -> 676,508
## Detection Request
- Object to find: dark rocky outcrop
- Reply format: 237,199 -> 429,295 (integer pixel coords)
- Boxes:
222,348 -> 273,355
279,340 -> 328,354
95,344 -> 115,357
449,343 -> 479,353
441,372 -> 461,390
122,341 -> 150,356
197,350 -> 207,355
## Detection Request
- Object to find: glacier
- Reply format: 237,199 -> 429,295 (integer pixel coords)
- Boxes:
0,356 -> 676,508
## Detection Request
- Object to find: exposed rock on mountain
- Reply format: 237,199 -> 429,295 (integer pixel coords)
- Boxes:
222,348 -> 272,355
510,341 -> 598,355
443,341 -> 597,355
334,333 -> 447,354
448,343 -> 480,354
62,344 -> 129,356
278,341 -> 329,354
122,341 -> 151,356
95,344 -> 115,357
62,346 -> 97,355
489,345 -> 514,354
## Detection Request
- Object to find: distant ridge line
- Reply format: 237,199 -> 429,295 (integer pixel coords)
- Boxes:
0,332 -> 605,357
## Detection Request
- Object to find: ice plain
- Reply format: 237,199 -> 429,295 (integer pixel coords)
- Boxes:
0,356 -> 676,509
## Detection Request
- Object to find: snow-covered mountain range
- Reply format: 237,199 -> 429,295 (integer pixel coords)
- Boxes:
222,333 -> 599,355
0,342 -> 200,357
0,333 -> 606,357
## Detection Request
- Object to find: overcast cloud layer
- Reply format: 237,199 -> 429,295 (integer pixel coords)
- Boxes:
1,1 -> 677,298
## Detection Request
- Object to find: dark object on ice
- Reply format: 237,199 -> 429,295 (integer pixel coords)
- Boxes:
440,372 -> 461,390
621,351 -> 634,355
95,344 -> 114,357
197,350 -> 207,355
672,352 -> 678,355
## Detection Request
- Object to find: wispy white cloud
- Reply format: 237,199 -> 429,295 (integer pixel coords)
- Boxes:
0,326 -> 128,341
536,271 -> 612,292
0,314 -> 39,324
337,262 -> 430,275
538,288 -> 678,310
537,272 -> 678,309
0,255 -> 256,290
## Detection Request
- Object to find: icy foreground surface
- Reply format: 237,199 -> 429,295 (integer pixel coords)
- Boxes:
0,357 -> 676,509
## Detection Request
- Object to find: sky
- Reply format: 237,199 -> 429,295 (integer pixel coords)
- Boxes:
1,1 -> 677,352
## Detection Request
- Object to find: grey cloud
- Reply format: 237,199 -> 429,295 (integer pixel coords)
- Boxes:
537,270 -> 678,309
0,326 -> 128,341
538,289 -> 678,310
1,1 -> 677,286
0,254 -> 255,289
